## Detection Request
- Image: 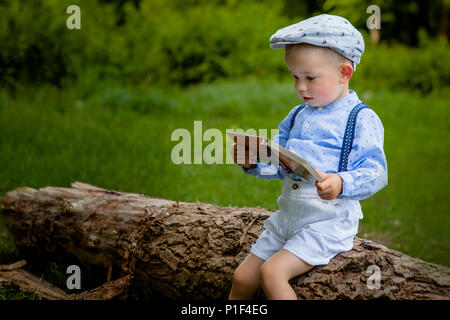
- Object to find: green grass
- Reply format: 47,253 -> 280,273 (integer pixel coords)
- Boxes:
0,283 -> 40,300
0,78 -> 449,275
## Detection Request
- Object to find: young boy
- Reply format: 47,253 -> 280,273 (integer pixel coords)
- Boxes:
229,14 -> 387,300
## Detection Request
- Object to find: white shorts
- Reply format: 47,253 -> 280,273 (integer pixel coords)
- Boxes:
250,178 -> 361,266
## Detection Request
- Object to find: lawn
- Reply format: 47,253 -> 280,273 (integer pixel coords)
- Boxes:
0,78 -> 449,269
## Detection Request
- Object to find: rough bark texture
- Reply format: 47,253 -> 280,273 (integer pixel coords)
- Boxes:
1,182 -> 449,300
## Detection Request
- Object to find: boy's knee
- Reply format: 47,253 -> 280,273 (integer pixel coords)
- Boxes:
259,261 -> 279,284
232,266 -> 253,288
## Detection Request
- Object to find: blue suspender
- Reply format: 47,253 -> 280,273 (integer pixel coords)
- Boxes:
271,104 -> 306,174
288,102 -> 370,173
289,104 -> 306,131
338,103 -> 369,172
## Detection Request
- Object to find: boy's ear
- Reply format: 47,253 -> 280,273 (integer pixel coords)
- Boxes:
339,62 -> 353,83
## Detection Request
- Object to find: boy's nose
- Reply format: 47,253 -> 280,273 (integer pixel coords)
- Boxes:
296,80 -> 307,92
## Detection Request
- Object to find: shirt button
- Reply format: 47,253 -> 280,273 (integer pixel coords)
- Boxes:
292,183 -> 299,190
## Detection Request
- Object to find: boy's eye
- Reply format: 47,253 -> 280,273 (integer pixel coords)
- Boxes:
292,75 -> 316,80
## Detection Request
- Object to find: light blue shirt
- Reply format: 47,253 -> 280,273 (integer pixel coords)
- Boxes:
242,90 -> 388,201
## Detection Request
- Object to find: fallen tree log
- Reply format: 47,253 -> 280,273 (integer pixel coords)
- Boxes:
0,181 -> 449,300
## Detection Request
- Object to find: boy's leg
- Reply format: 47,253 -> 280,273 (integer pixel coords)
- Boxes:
260,249 -> 313,300
229,253 -> 265,300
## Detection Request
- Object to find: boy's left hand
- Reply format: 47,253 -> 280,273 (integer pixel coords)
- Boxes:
315,169 -> 343,200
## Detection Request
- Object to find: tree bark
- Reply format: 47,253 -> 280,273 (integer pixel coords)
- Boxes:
1,182 -> 449,300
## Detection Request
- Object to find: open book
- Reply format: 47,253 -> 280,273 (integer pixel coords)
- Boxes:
227,132 -> 323,183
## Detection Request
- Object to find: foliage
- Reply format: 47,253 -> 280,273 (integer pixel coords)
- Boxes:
352,38 -> 450,93
0,0 -> 290,87
0,0 -> 448,91
323,0 -> 448,46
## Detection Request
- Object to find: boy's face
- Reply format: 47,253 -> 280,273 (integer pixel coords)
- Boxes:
284,45 -> 350,107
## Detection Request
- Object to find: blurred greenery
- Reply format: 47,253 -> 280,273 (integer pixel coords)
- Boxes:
1,0 -> 449,90
0,0 -> 449,299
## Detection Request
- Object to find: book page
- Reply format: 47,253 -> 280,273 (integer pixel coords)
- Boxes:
263,140 -> 323,182
227,131 -> 322,182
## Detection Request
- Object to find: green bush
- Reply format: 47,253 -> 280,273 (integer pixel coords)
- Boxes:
353,36 -> 450,93
0,0 -> 290,87
108,0 -> 291,84
0,0 -> 119,87
0,0 -> 448,92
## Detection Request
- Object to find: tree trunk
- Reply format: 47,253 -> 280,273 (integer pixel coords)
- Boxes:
1,182 -> 449,300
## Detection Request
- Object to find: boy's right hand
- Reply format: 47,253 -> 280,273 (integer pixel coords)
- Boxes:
231,142 -> 257,169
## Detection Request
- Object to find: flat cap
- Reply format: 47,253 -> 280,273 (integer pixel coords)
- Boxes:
270,14 -> 365,70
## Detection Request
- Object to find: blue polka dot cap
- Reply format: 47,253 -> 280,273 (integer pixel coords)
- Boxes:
269,14 -> 365,70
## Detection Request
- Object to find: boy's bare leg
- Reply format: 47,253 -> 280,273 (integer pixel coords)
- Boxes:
229,253 -> 265,300
260,249 -> 313,300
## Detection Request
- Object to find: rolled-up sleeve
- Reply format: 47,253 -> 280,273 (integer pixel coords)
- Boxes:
337,109 -> 388,200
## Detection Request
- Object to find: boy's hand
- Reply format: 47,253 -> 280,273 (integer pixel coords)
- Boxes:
315,169 -> 343,200
231,142 -> 257,169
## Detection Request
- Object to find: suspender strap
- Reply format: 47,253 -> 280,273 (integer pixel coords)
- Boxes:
289,104 -> 306,131
276,104 -> 305,175
288,102 -> 369,173
338,103 -> 369,172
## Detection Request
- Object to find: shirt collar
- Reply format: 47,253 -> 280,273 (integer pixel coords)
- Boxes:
307,89 -> 360,111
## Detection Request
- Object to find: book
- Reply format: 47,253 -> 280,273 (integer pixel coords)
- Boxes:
227,132 -> 323,183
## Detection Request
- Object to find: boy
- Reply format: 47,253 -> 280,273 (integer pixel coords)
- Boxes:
229,14 -> 387,300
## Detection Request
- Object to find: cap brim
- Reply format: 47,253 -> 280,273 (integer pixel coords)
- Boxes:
270,43 -> 286,49
270,40 -> 311,49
